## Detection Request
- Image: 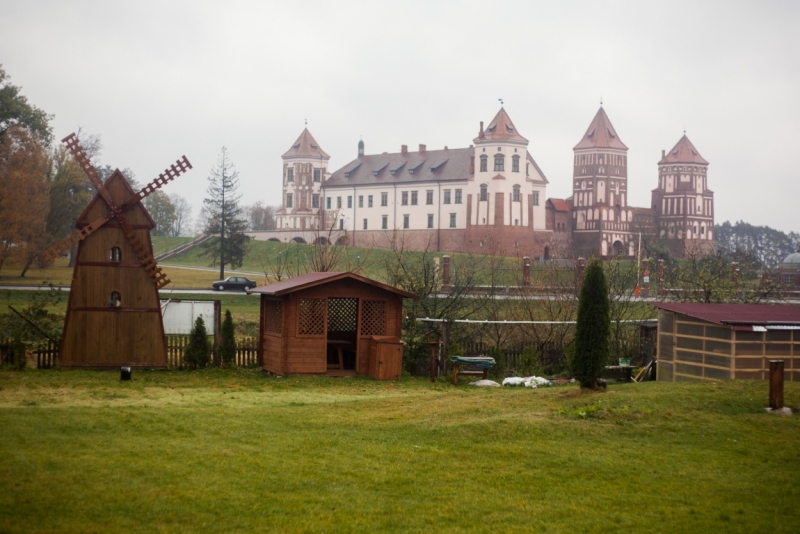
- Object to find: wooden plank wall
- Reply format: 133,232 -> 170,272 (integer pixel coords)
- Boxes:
260,279 -> 405,376
657,311 -> 799,382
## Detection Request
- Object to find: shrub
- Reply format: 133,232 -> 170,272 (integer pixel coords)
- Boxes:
184,317 -> 211,369
570,259 -> 610,388
516,345 -> 541,377
217,310 -> 236,367
488,346 -> 506,379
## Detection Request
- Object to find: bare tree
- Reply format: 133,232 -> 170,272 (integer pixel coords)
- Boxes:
169,193 -> 193,236
245,201 -> 277,231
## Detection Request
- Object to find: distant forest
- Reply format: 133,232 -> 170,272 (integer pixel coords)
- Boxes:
715,221 -> 800,268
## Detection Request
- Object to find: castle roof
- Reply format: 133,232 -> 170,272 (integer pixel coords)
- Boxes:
574,107 -> 628,151
547,198 -> 571,212
282,128 -> 330,159
659,135 -> 708,165
474,108 -> 528,144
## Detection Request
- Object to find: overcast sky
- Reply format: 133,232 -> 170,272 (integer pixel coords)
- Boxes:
2,0 -> 798,233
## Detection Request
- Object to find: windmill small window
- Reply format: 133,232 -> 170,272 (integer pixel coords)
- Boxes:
110,246 -> 122,262
109,291 -> 121,307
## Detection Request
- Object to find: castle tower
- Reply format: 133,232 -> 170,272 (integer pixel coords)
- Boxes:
571,106 -> 636,257
651,134 -> 714,257
276,128 -> 330,232
469,108 -> 548,248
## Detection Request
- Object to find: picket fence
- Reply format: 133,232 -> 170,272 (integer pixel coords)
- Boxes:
166,336 -> 260,369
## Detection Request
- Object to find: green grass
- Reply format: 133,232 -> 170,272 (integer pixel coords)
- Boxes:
151,236 -> 194,257
1,370 -> 798,533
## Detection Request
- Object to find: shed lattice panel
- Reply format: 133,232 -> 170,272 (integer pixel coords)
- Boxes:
264,300 -> 282,333
360,300 -> 386,336
328,298 -> 358,332
299,298 -> 325,335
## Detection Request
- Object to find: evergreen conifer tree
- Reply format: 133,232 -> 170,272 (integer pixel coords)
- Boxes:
218,309 -> 236,366
184,316 -> 211,369
571,259 -> 610,388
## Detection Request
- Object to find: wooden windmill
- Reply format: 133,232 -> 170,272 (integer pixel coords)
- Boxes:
39,133 -> 192,369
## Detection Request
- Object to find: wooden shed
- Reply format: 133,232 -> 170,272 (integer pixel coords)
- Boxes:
651,303 -> 800,382
251,272 -> 417,378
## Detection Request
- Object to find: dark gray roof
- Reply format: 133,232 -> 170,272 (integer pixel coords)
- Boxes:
323,147 -> 473,188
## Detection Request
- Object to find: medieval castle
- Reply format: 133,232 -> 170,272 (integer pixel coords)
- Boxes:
250,106 -> 715,259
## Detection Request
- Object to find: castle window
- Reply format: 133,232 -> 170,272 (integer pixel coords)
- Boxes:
339,219 -> 344,230
427,214 -> 434,228
402,192 -> 408,205
512,156 -> 520,173
450,213 -> 456,228
426,190 -> 434,205
363,218 -> 368,230
358,195 -> 363,208
382,215 -> 388,229
533,192 -> 539,206
701,227 -> 705,235
381,192 -> 388,206
313,169 -> 321,182
347,196 -> 352,208
514,219 -> 519,226
326,197 -> 331,209
403,214 -> 409,229
443,189 -> 451,204
109,291 -> 121,308
455,189 -> 462,204
512,185 -> 521,202
312,194 -> 320,208
336,197 -> 342,209
480,185 -> 488,201
368,195 -> 373,208
411,191 -> 418,205
480,155 -> 488,172
287,168 -> 294,182
286,193 -> 293,208
494,154 -> 505,172
110,247 -> 122,263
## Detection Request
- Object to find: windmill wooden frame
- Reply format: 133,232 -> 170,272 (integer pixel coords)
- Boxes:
40,133 -> 192,369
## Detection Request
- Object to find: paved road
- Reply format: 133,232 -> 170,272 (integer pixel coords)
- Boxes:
0,285 -> 257,296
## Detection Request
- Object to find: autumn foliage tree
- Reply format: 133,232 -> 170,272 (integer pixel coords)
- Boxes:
0,126 -> 50,274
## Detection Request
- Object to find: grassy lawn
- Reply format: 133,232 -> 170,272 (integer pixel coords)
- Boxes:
1,370 -> 798,533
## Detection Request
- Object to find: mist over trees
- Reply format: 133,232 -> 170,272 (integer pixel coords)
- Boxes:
715,221 -> 800,268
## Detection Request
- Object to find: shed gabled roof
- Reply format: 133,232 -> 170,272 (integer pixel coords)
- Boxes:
574,107 -> 628,151
650,303 -> 800,326
658,135 -> 708,165
282,128 -> 330,159
249,271 -> 418,299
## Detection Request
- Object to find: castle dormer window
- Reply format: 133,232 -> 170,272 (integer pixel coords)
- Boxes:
110,247 -> 122,262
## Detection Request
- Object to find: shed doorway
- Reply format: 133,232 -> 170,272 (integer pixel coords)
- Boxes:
327,297 -> 358,372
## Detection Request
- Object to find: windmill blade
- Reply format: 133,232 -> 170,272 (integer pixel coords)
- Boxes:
38,214 -> 112,265
119,156 -> 192,210
62,133 -> 118,209
116,214 -> 171,290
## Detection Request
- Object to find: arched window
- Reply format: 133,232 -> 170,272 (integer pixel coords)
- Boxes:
494,154 -> 504,172
480,184 -> 488,201
109,291 -> 121,308
479,155 -> 488,172
512,185 -> 520,202
110,247 -> 122,262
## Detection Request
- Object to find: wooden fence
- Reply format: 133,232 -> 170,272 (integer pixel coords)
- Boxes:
166,336 -> 260,369
35,340 -> 58,369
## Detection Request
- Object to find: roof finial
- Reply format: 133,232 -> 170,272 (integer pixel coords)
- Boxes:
600,95 -> 603,107
498,98 -> 504,108
683,126 -> 686,135
305,118 -> 307,127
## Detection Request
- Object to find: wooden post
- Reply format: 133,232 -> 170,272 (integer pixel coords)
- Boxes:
442,255 -> 451,289
641,259 -> 650,298
769,360 -> 784,410
425,330 -> 441,382
522,256 -> 531,288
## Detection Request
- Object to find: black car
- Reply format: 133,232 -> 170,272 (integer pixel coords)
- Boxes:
212,276 -> 258,292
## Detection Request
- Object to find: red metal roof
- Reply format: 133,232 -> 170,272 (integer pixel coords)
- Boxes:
282,128 -> 330,159
650,303 -> 800,325
474,108 -> 529,144
574,107 -> 628,150
659,134 -> 708,165
248,271 -> 418,299
547,198 -> 571,212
